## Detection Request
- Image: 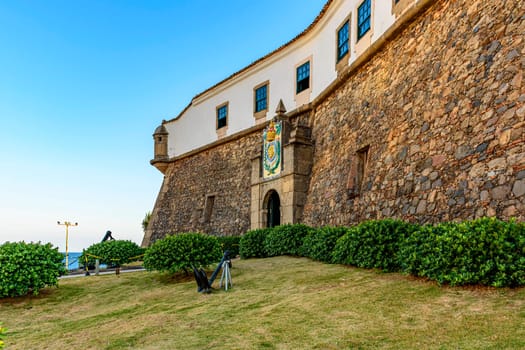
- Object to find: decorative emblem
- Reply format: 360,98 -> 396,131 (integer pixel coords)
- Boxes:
263,120 -> 282,179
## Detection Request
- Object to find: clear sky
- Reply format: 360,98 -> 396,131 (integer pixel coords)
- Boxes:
0,0 -> 327,252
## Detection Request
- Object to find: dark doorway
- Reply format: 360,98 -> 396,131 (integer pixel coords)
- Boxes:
267,191 -> 281,228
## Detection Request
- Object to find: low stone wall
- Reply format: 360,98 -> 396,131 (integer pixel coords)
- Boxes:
302,0 -> 524,226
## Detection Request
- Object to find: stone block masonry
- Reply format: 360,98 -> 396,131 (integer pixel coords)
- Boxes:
143,0 -> 524,245
145,132 -> 262,243
302,0 -> 524,226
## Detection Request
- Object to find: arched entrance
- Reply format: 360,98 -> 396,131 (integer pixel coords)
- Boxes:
266,191 -> 281,228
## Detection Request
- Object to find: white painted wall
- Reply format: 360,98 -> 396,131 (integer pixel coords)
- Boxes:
164,0 -> 408,158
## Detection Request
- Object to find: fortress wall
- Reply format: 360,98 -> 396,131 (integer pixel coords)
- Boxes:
144,0 -> 524,245
303,0 -> 525,226
146,131 -> 261,243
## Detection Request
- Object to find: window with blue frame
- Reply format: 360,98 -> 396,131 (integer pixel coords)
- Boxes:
357,0 -> 371,40
255,84 -> 268,112
338,21 -> 349,61
217,104 -> 227,129
296,61 -> 310,94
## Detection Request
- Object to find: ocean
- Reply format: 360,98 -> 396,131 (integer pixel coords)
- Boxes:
61,252 -> 109,271
61,252 -> 83,270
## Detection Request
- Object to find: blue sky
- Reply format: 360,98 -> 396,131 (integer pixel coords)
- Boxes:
0,0 -> 327,251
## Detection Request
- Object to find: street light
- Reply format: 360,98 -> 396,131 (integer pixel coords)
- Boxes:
57,221 -> 78,270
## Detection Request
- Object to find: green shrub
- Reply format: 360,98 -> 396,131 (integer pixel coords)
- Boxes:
80,240 -> 144,268
264,224 -> 313,257
400,218 -> 525,287
217,235 -> 241,258
239,228 -> 272,259
399,223 -> 453,283
0,322 -> 6,349
462,218 -> 525,287
0,242 -> 66,298
301,226 -> 348,263
332,219 -> 417,272
143,233 -> 222,273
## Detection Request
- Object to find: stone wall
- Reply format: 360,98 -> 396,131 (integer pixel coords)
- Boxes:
250,112 -> 314,229
144,0 -> 524,245
302,0 -> 524,226
146,131 -> 261,243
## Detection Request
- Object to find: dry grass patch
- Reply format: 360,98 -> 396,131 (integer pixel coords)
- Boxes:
1,256 -> 524,349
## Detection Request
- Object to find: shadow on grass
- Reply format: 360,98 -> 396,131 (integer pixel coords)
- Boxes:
0,285 -> 67,306
153,270 -> 201,284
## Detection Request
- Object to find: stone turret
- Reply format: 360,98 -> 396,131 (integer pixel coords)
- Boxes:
151,121 -> 169,174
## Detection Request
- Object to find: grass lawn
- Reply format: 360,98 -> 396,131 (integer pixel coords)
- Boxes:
1,256 -> 524,349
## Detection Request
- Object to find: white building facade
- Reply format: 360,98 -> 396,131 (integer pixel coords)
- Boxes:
157,0 -> 423,160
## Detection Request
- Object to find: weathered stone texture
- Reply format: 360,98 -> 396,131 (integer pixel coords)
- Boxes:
148,132 -> 261,242
302,0 -> 525,226
146,0 -> 524,244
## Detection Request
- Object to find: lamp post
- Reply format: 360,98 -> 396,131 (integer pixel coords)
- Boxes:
57,221 -> 78,270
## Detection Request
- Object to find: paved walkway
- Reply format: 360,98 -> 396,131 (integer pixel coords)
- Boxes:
59,267 -> 146,279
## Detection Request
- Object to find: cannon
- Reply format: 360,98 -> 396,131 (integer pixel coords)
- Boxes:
101,230 -> 115,242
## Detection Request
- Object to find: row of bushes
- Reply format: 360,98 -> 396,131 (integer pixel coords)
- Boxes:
240,218 -> 525,287
0,233 -> 239,298
80,235 -> 239,269
0,240 -> 148,298
3,217 -> 521,298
